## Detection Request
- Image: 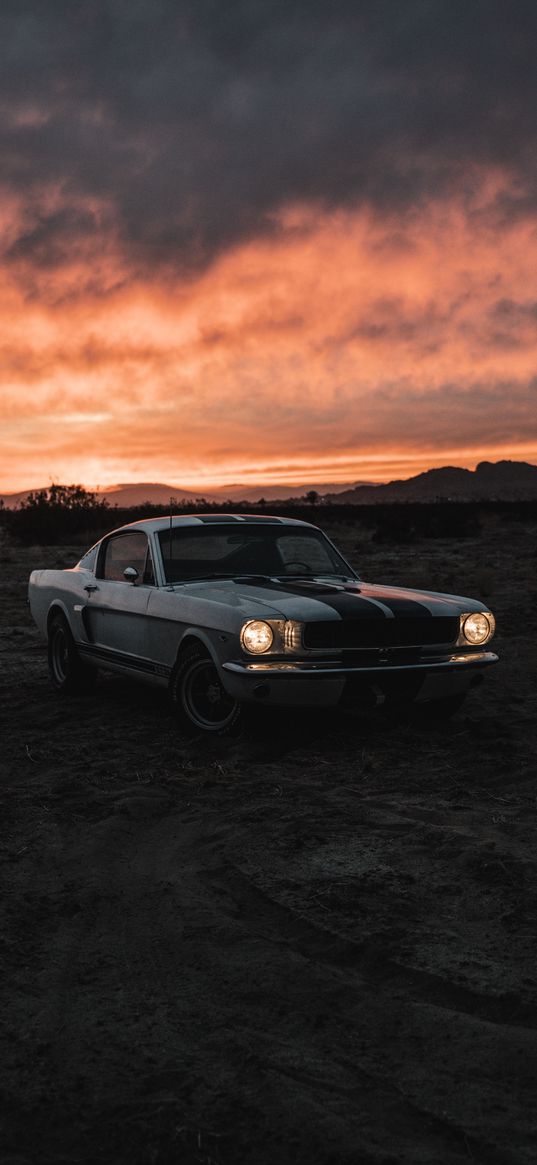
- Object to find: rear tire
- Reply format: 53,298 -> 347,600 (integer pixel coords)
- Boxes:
171,645 -> 242,735
47,612 -> 97,695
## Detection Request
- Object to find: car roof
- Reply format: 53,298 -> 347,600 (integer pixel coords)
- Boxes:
107,514 -> 318,536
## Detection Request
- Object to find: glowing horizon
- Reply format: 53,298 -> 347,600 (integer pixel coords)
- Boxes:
3,441 -> 537,497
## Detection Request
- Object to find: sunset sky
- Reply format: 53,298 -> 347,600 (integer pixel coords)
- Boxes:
1,1 -> 537,492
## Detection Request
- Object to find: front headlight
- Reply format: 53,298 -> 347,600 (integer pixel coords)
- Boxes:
241,619 -> 274,654
461,612 -> 495,645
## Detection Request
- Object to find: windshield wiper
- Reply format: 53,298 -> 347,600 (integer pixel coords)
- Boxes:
319,574 -> 359,582
170,572 -> 236,585
275,574 -> 358,582
169,572 -> 358,586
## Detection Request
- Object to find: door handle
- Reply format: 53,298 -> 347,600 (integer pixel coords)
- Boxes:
84,583 -> 99,593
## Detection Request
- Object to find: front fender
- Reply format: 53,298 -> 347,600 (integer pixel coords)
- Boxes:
175,627 -> 225,672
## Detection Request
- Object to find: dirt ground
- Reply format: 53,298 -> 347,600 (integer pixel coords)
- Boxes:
1,511 -> 537,1165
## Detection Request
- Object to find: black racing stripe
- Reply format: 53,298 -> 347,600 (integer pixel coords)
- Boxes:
238,515 -> 288,524
246,580 -> 386,618
196,514 -> 286,524
78,642 -> 171,677
299,589 -> 387,619
368,595 -> 433,617
196,514 -> 246,523
244,578 -> 437,624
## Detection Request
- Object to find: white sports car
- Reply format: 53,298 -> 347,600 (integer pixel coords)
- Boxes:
28,514 -> 498,732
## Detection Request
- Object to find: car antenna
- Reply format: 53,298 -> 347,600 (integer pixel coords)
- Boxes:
168,498 -> 174,583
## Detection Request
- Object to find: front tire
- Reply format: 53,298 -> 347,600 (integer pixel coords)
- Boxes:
47,612 -> 96,695
171,645 -> 242,734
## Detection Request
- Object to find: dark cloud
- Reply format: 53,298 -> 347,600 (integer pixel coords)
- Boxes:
327,377 -> 537,452
1,0 -> 537,282
492,297 -> 537,322
5,206 -> 102,268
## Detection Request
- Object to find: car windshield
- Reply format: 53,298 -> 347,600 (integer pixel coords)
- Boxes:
157,524 -> 356,585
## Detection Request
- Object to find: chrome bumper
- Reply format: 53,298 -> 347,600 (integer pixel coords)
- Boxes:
221,651 -> 498,707
223,650 -> 498,676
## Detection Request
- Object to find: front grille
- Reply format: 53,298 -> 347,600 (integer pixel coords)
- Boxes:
303,616 -> 459,650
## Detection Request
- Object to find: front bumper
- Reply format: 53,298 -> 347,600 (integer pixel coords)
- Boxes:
221,650 -> 499,707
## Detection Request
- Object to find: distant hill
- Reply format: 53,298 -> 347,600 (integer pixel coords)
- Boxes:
0,488 -> 32,509
3,462 -> 535,509
99,481 -> 368,505
331,461 -> 537,503
99,483 -> 215,506
0,482 -> 209,509
214,481 -> 373,502
0,479 -> 366,508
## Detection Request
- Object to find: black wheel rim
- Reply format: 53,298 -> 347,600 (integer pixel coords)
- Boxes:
51,625 -> 69,683
182,659 -> 238,730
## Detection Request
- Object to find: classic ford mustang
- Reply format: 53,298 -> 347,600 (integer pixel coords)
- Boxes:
28,514 -> 498,732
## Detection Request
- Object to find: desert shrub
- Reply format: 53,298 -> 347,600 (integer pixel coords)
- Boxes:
5,491 -> 492,547
7,484 -> 111,544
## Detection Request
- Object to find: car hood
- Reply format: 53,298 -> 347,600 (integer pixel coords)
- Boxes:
176,577 -> 484,621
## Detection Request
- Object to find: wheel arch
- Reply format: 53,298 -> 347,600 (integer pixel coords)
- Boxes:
170,631 -> 242,734
46,600 -> 74,637
173,629 -> 220,671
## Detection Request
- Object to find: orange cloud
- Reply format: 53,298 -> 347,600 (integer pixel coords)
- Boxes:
1,194 -> 537,492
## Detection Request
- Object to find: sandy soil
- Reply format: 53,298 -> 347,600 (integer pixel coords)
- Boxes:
1,512 -> 537,1164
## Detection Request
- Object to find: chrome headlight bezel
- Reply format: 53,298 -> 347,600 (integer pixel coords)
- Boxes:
458,611 -> 495,646
240,619 -> 275,655
240,619 -> 304,656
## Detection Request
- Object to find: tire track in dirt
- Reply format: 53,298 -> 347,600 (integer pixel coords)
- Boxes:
5,798 -> 533,1165
190,855 -> 536,1165
198,862 -> 537,1029
192,859 -> 536,1162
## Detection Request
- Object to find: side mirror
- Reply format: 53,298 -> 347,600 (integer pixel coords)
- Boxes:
124,566 -> 139,584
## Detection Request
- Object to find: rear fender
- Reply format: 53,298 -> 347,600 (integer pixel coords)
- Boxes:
46,600 -> 74,636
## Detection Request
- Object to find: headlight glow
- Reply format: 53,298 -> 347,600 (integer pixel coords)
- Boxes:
241,620 -> 274,654
462,612 -> 493,645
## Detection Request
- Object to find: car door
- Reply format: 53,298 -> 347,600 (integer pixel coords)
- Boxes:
84,531 -> 155,665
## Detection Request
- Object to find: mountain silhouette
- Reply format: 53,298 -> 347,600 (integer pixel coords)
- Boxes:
2,462 -> 536,509
0,479 -> 362,509
331,461 -> 537,503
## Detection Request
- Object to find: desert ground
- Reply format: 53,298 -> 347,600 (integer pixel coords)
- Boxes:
1,510 -> 536,1164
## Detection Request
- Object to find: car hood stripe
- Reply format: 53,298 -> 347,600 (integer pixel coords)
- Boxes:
235,579 -> 433,619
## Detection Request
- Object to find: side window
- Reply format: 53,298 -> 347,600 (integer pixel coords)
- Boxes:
99,532 -> 153,583
78,544 -> 98,571
143,546 -> 155,585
